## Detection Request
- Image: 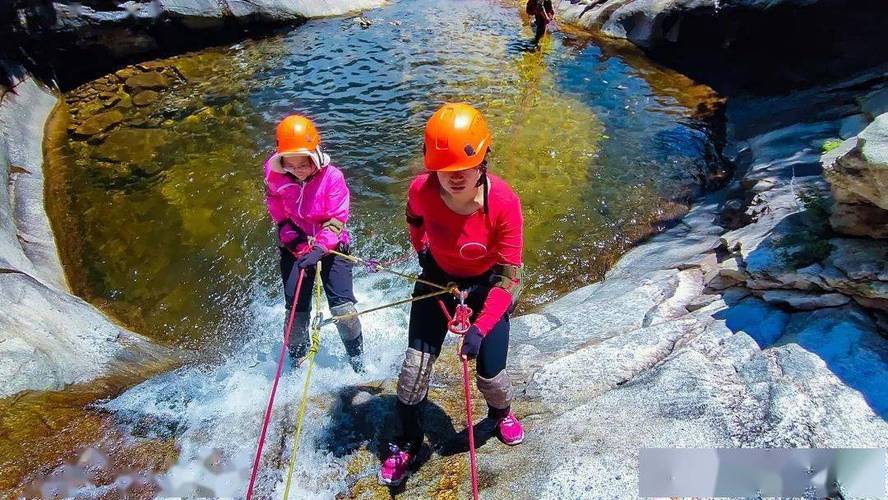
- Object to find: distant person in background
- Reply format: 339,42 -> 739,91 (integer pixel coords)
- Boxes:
526,0 -> 555,43
264,114 -> 364,372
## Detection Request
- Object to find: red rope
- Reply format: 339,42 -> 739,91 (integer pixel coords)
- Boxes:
460,352 -> 479,500
246,269 -> 306,500
437,297 -> 480,500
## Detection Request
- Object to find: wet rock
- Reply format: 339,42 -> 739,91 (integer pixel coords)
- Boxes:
607,197 -> 724,278
356,14 -> 372,28
136,61 -> 168,71
73,109 -> 125,137
133,90 -> 160,106
74,99 -> 107,119
125,72 -> 170,91
823,113 -> 888,238
760,290 -> 850,310
102,94 -> 122,107
94,83 -> 117,93
853,296 -> 888,313
86,132 -> 107,145
114,93 -> 134,110
115,67 -> 138,81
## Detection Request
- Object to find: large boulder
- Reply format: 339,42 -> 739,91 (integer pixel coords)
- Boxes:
823,113 -> 888,238
0,74 -> 169,397
554,0 -> 888,93
160,0 -> 387,21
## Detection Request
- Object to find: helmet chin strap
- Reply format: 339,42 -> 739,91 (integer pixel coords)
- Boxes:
475,163 -> 489,214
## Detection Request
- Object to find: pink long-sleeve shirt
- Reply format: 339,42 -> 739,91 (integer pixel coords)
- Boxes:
406,173 -> 524,335
264,157 -> 351,253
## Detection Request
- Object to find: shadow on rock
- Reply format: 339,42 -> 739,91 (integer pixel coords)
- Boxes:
317,384 -> 503,484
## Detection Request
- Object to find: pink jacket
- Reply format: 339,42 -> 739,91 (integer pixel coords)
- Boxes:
264,157 -> 351,253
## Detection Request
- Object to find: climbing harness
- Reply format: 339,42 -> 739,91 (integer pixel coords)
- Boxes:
283,261 -> 325,500
246,268 -> 306,500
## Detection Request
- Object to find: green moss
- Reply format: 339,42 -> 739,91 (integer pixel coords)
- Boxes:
821,138 -> 843,154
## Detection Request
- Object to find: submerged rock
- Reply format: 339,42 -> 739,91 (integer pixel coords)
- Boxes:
92,127 -> 172,172
133,89 -> 160,106
125,72 -> 171,91
73,109 -> 125,137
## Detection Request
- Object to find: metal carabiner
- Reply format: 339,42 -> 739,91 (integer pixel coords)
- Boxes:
448,290 -> 472,335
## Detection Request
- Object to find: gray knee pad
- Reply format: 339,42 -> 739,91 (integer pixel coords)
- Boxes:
330,302 -> 362,341
288,312 -> 311,357
397,348 -> 437,405
476,370 -> 513,410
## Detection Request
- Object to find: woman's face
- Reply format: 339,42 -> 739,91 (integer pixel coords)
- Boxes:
281,155 -> 316,180
437,167 -> 481,197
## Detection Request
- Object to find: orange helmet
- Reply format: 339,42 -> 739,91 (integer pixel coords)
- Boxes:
270,114 -> 330,172
423,103 -> 491,171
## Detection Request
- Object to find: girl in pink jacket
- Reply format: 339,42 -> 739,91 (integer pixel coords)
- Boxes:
265,115 -> 363,372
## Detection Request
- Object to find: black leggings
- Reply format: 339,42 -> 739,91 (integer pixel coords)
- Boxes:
408,259 -> 510,380
279,247 -> 357,312
396,258 -> 511,450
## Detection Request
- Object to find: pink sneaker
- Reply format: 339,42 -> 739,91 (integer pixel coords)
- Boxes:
497,411 -> 524,445
377,444 -> 414,486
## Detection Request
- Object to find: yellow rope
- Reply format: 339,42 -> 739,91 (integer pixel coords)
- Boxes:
327,248 -> 456,292
282,262 -> 324,500
322,248 -> 460,326
278,249 -> 463,497
319,288 -> 455,327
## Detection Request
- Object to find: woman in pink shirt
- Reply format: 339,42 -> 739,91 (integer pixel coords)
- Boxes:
264,115 -> 363,372
378,103 -> 526,486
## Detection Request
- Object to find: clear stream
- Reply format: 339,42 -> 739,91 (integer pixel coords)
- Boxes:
6,0 -> 722,495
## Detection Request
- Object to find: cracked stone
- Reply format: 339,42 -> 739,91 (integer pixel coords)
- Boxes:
760,290 -> 851,310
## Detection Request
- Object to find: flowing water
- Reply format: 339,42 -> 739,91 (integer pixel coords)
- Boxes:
6,0 -> 724,495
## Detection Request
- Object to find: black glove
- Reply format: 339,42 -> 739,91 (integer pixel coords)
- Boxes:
277,221 -> 305,251
296,245 -> 326,269
460,325 -> 484,359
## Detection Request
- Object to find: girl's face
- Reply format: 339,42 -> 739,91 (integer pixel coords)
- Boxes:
281,155 -> 316,180
437,167 -> 481,197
